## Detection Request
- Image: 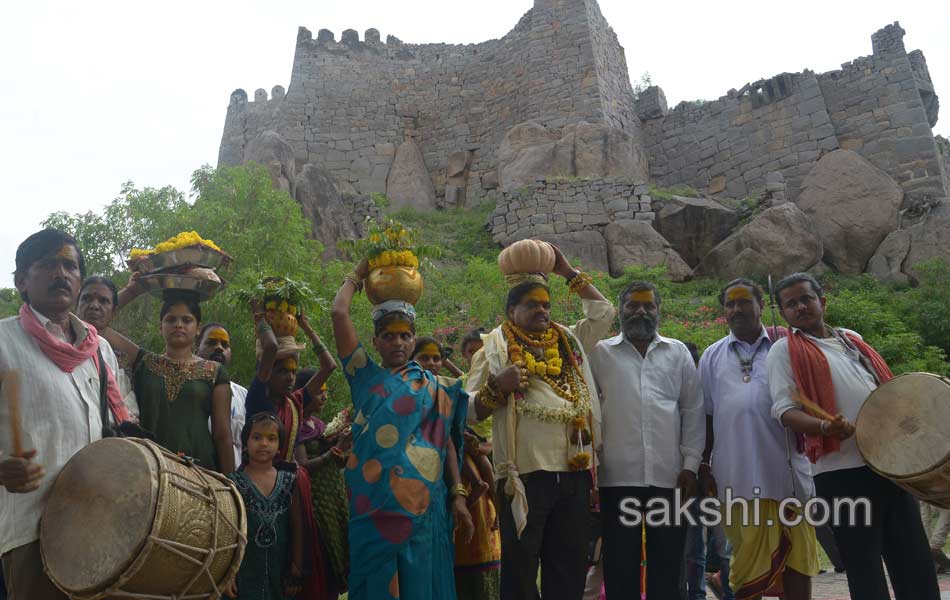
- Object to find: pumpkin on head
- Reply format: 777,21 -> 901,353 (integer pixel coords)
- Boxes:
498,239 -> 556,275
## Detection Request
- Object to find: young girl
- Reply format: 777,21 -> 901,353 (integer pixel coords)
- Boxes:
227,413 -> 303,600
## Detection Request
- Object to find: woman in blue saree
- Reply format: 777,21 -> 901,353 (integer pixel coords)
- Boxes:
330,261 -> 474,600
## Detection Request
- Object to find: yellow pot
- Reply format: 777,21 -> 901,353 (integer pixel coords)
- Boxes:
365,265 -> 423,305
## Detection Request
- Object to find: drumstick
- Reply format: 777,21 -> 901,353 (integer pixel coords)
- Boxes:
793,389 -> 835,421
3,370 -> 24,456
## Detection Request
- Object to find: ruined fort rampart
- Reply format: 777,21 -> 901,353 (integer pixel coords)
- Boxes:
219,0 -> 640,203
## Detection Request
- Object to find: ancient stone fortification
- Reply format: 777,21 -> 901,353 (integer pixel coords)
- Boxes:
219,3 -> 948,281
219,0 -> 643,206
642,23 -> 946,204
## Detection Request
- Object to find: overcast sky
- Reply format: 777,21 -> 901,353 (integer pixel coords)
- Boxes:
2,0 -> 947,288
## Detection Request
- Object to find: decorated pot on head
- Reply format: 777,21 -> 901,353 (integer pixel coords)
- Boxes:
498,238 -> 555,288
361,221 -> 426,305
128,231 -> 230,300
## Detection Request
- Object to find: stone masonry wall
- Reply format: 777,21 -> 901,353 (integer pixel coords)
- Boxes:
218,0 -> 645,203
488,177 -> 655,245
817,23 -> 945,201
642,72 -> 837,202
640,22 -> 946,203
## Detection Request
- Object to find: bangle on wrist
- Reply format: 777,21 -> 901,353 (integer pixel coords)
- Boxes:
451,483 -> 469,498
313,342 -> 328,355
820,420 -> 830,435
567,271 -> 593,294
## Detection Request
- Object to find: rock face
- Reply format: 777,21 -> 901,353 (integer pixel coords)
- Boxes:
696,203 -> 823,279
294,165 -> 360,259
603,220 -> 691,281
796,150 -> 902,274
654,196 -> 739,267
535,230 -> 610,274
244,131 -> 296,195
903,202 -> 950,281
386,140 -> 437,211
867,229 -> 911,284
497,120 -> 648,192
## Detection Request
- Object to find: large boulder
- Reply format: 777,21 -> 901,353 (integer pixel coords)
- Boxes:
294,165 -> 360,259
654,196 -> 740,267
903,202 -> 950,281
244,130 -> 296,195
695,203 -> 823,280
796,149 -> 903,273
386,140 -> 437,211
603,220 -> 691,281
497,120 -> 648,191
535,230 -> 610,274
867,229 -> 911,285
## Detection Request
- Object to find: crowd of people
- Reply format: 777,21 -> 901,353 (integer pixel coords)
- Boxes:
0,227 -> 947,600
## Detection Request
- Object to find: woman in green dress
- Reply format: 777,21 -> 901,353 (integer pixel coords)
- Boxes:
104,289 -> 235,473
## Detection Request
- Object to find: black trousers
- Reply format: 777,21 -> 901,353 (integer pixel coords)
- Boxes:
814,466 -> 939,600
601,486 -> 687,600
498,470 -> 592,600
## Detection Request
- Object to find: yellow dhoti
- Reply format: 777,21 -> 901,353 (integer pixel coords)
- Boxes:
722,500 -> 820,599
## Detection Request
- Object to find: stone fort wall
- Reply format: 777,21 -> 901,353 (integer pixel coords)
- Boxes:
641,23 -> 947,204
218,0 -> 642,203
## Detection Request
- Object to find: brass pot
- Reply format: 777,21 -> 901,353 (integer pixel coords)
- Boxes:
365,266 -> 424,305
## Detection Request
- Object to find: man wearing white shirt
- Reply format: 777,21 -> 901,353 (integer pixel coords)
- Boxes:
700,278 -> 818,600
0,230 -> 127,600
767,272 -> 938,600
196,323 -> 246,468
588,280 -> 705,599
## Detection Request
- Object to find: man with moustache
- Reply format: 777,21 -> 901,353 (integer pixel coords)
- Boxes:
699,279 -> 818,600
588,280 -> 704,599
767,272 -> 939,600
0,229 -> 130,600
196,323 -> 247,468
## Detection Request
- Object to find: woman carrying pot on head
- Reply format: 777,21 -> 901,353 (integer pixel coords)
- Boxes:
330,259 -> 474,600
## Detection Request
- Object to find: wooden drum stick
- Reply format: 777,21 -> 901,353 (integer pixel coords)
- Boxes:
3,370 -> 24,456
794,389 -> 835,421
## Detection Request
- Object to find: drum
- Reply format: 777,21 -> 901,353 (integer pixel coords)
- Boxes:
40,437 -> 246,599
856,372 -> 950,509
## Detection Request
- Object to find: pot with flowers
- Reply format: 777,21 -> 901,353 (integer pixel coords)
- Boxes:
339,219 -> 440,305
229,276 -> 318,337
127,231 -> 232,299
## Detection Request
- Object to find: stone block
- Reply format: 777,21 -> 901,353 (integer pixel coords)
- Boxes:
536,230 -> 610,273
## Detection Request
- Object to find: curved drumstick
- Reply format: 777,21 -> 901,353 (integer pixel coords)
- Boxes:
793,389 -> 835,421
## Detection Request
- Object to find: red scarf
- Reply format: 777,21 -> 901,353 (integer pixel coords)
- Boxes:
19,304 -> 130,424
786,327 -> 892,463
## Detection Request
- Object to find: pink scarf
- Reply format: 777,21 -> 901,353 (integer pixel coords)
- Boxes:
19,304 -> 130,424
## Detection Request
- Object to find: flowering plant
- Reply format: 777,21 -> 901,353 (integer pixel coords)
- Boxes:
324,407 -> 352,438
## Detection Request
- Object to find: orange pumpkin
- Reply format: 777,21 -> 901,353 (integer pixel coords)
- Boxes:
365,265 -> 424,305
498,239 -> 556,275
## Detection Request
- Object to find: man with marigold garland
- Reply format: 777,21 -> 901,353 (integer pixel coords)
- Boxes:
587,280 -> 705,600
466,245 -> 616,600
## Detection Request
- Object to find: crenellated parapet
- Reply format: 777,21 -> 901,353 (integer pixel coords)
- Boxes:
218,0 -> 646,200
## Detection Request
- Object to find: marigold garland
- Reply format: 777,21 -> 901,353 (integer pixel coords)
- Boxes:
130,231 -> 222,259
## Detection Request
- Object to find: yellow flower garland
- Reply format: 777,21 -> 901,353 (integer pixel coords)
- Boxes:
368,249 -> 419,269
130,231 -> 222,259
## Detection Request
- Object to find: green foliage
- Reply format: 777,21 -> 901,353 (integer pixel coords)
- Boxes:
336,218 -> 441,263
23,169 -> 950,421
370,192 -> 390,208
228,276 -> 322,313
632,71 -> 653,96
648,184 -> 698,200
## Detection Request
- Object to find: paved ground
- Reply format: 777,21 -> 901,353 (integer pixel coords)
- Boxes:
700,570 -> 950,599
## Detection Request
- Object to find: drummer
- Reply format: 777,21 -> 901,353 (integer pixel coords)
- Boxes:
1,229 -> 130,600
766,272 -> 939,600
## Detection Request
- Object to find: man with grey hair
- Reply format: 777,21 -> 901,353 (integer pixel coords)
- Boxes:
588,280 -> 704,599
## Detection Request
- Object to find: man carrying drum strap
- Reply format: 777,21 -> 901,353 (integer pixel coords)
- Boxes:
766,272 -> 939,600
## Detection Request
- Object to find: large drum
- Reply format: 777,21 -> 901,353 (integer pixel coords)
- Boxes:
856,372 -> 950,509
40,437 -> 246,599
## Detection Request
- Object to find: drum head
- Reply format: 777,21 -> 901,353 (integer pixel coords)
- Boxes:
856,373 -> 950,478
41,438 -> 158,594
